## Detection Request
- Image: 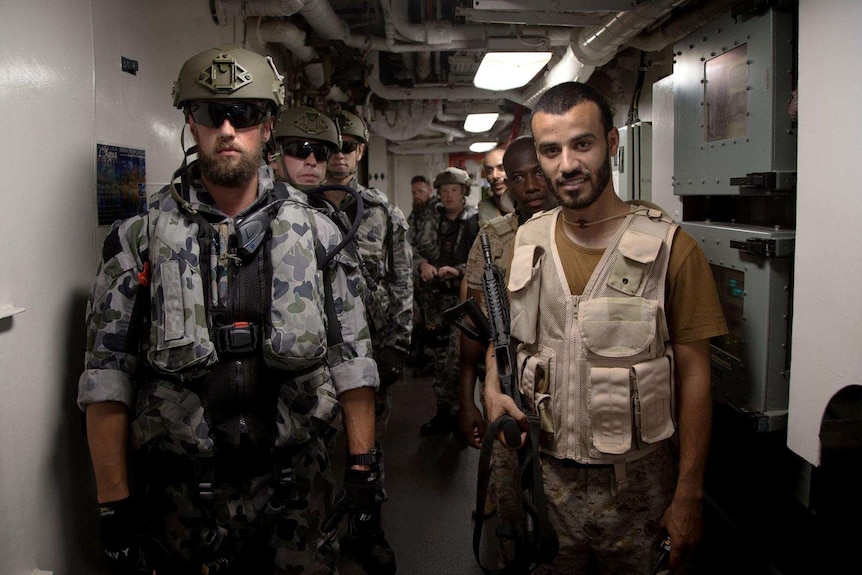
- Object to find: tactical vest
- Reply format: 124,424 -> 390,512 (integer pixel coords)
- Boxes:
509,205 -> 677,464
130,184 -> 341,458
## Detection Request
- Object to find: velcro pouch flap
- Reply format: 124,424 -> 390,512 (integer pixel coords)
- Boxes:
509,244 -> 544,344
633,356 -> 675,443
590,367 -> 632,454
618,230 -> 662,264
580,297 -> 657,358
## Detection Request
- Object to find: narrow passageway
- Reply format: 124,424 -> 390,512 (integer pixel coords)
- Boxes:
336,371 -> 490,575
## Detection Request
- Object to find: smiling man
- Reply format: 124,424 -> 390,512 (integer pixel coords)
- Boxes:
477,146 -> 515,227
483,82 -> 727,574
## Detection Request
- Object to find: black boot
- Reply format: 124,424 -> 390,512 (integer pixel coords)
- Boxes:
420,406 -> 455,436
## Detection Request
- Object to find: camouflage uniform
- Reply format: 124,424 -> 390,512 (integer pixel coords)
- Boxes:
412,202 -> 479,415
78,166 -> 377,574
407,196 -> 439,365
326,177 -> 413,476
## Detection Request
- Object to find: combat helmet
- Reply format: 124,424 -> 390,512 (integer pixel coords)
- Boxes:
331,110 -> 369,143
172,44 -> 285,112
433,167 -> 472,195
273,106 -> 341,154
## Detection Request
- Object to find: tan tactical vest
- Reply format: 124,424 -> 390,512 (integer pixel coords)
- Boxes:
509,204 -> 677,464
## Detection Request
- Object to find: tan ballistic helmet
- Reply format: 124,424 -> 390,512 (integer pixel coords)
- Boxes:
172,45 -> 285,110
433,167 -> 472,194
331,110 -> 369,143
274,106 -> 341,152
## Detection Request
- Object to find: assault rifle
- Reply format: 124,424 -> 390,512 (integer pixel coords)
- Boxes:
470,233 -> 558,574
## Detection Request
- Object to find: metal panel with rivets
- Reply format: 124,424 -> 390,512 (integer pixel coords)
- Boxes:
673,8 -> 797,196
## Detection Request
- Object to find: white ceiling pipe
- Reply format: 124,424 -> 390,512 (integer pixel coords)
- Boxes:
214,0 -> 306,19
520,46 -> 595,108
256,19 -> 325,88
518,0 -> 688,108
386,0 -> 572,48
428,123 -> 469,140
570,0 -> 690,67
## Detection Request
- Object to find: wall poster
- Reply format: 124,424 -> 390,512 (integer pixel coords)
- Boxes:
96,143 -> 146,225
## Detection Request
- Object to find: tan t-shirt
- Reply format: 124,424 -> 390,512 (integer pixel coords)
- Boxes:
554,215 -> 728,344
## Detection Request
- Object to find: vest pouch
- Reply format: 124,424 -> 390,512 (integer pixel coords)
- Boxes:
633,355 -> 675,444
275,367 -> 341,447
589,367 -> 632,455
579,297 -> 658,359
148,258 -> 217,376
607,230 -> 663,296
517,343 -> 556,448
509,244 -> 545,345
130,379 -> 215,456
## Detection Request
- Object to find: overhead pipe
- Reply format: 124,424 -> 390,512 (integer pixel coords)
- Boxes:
519,0 -> 690,108
256,19 -> 325,88
626,0 -> 745,53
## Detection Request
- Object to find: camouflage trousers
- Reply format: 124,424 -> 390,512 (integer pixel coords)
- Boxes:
148,437 -> 337,575
375,383 -> 393,484
535,444 -> 676,575
420,287 -> 461,412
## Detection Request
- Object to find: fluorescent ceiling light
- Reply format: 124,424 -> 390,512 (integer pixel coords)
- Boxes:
464,113 -> 500,133
473,52 -> 553,91
469,141 -> 498,153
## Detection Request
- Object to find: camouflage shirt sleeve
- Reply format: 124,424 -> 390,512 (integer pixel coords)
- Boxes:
383,203 -> 413,353
77,215 -> 149,411
311,211 -> 380,395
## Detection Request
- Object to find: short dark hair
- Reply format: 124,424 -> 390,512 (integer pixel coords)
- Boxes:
411,175 -> 430,185
531,82 -> 615,136
502,136 -> 537,173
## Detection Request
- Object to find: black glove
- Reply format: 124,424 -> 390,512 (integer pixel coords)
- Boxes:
342,469 -> 397,574
376,347 -> 408,388
98,498 -> 151,574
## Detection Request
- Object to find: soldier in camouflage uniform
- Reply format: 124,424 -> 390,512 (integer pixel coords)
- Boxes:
269,105 -> 399,574
79,45 -> 378,575
325,110 -> 411,575
412,167 -> 479,436
459,136 -> 558,560
406,174 -> 437,373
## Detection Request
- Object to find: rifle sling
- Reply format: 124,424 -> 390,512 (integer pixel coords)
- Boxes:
472,415 -> 558,574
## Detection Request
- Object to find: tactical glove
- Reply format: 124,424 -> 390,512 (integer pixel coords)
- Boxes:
98,498 -> 151,575
376,347 -> 408,389
341,469 -> 397,574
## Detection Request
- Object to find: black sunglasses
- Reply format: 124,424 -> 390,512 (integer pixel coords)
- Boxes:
339,141 -> 360,154
189,102 -> 269,129
280,140 -> 335,161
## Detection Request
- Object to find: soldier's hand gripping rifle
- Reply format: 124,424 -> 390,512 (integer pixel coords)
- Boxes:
479,234 -> 523,448
472,232 -> 558,574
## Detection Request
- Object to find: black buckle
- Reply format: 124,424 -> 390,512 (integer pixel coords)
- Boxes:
214,322 -> 258,354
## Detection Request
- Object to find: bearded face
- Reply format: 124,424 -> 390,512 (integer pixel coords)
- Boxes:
197,125 -> 266,188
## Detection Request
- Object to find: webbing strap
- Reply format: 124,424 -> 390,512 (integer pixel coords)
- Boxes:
472,415 -> 558,574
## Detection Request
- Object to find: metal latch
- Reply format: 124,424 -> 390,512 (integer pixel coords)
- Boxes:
729,171 -> 797,191
729,238 -> 795,257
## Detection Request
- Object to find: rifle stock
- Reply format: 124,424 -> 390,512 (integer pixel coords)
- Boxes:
479,233 -> 522,448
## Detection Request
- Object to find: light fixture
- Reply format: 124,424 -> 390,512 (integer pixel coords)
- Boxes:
463,112 -> 500,133
469,141 -> 497,153
473,52 -> 553,91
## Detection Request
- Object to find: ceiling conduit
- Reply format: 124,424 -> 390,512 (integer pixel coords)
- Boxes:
255,18 -> 325,88
520,0 -> 690,108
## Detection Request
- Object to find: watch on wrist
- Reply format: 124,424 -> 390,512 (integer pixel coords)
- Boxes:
347,449 -> 377,467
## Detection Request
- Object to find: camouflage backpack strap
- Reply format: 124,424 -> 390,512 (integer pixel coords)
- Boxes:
303,202 -> 344,346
